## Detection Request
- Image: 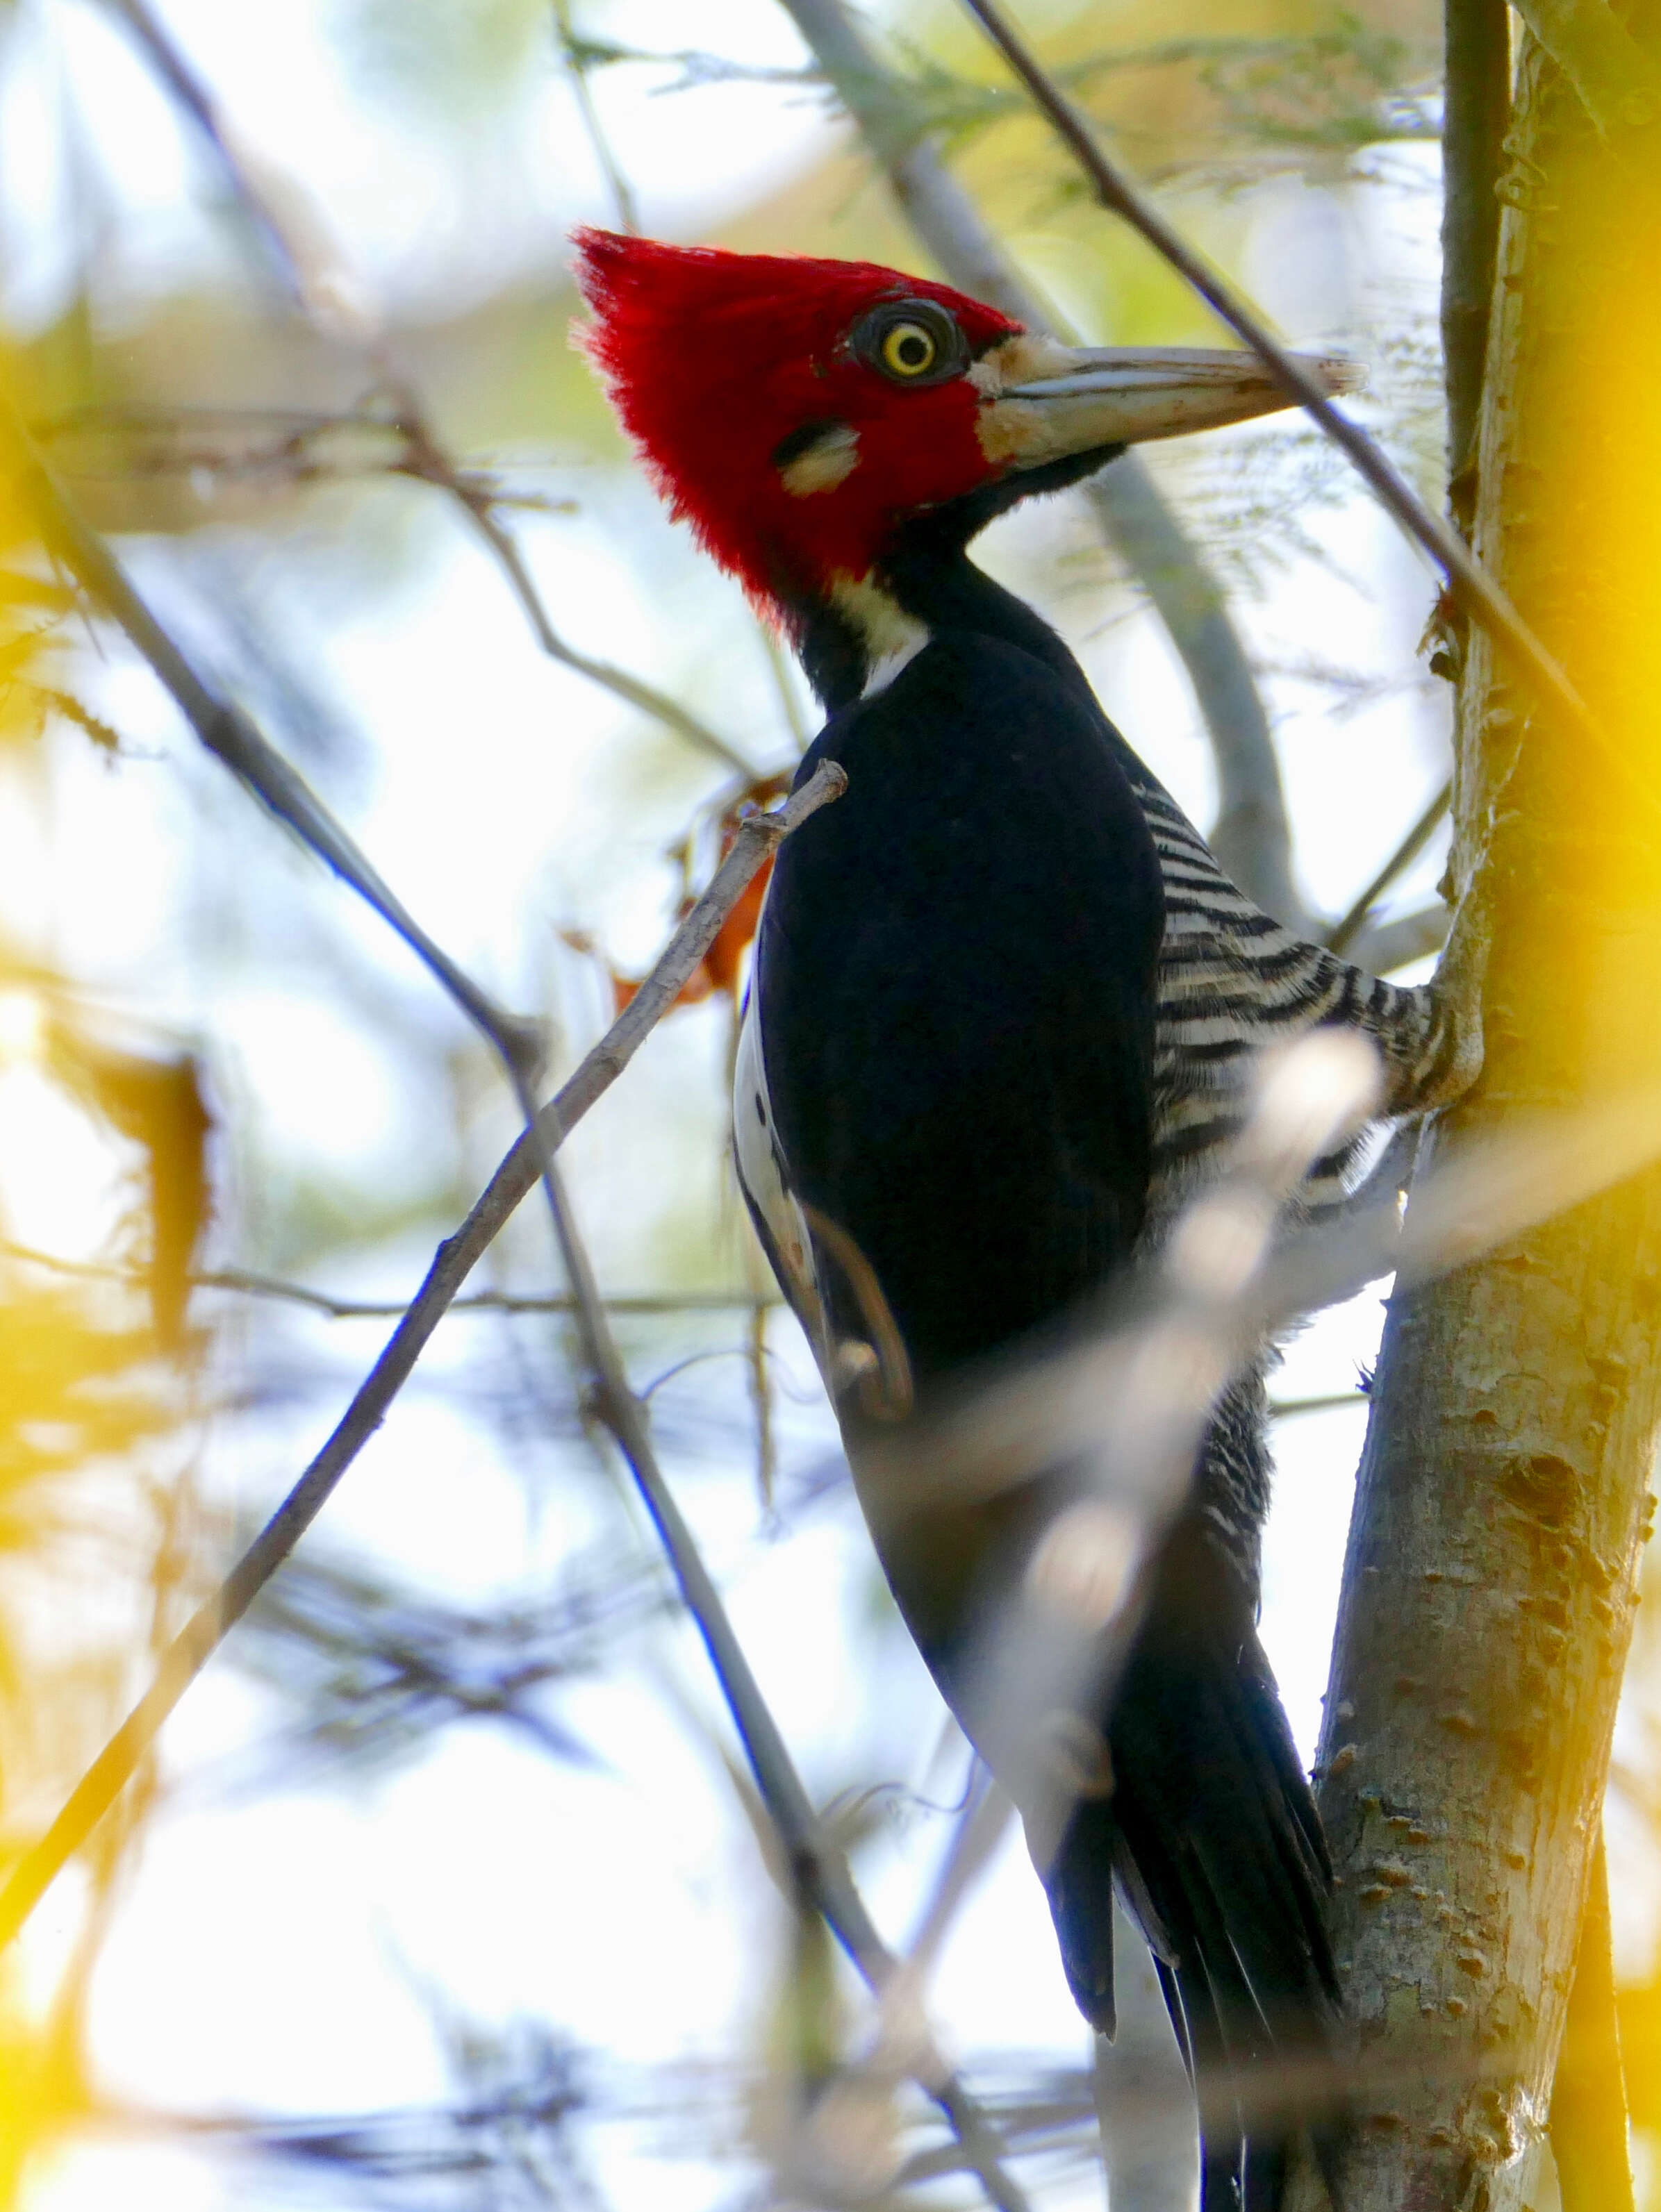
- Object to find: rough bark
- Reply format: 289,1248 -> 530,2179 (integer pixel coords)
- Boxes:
1291,17 -> 1661,2209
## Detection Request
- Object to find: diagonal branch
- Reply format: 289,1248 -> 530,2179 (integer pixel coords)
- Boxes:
957,0 -> 1658,831
0,760 -> 845,1959
1342,901 -> 1448,977
777,0 -> 1307,926
1324,780 -> 1451,957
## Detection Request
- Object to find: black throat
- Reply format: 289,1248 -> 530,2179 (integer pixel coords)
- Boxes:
786,444 -> 1125,714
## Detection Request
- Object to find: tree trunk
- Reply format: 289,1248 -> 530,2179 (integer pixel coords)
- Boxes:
1291,16 -> 1661,2209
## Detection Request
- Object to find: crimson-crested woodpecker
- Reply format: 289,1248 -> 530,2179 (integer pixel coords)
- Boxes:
576,229 -> 1475,2210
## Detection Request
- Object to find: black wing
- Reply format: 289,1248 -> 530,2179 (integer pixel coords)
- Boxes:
746,629 -> 1163,1390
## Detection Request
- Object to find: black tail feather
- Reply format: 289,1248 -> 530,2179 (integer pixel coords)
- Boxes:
1045,1522 -> 1341,2211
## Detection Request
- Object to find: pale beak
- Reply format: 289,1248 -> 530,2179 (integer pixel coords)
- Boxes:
977,339 -> 1363,470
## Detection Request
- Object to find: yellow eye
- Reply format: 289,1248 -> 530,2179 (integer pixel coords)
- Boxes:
879,322 -> 939,379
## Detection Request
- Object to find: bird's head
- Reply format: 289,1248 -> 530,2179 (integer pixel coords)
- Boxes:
575,228 -> 1354,690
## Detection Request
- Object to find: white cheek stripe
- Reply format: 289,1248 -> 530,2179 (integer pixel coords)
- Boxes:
734,996 -> 830,1372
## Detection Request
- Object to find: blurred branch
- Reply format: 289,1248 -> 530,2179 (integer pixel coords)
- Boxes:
855,1061 -> 1661,1816
1,1238 -> 780,1321
237,1543 -> 671,1773
0,760 -> 845,1957
955,0 -> 1654,831
99,0 -> 329,316
1270,1391 -> 1369,1420
96,0 -> 755,779
0,401 -> 547,1085
1324,780 -> 1451,956
779,0 -> 1307,925
164,2015 -> 608,2211
521,1156 -> 1032,2212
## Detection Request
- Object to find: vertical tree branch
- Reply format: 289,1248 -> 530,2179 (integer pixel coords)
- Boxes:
1298,19 -> 1661,2205
777,0 -> 1307,927
1441,0 -> 1511,536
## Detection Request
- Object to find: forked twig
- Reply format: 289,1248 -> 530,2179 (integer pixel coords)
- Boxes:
957,0 -> 1656,826
0,762 -> 845,1956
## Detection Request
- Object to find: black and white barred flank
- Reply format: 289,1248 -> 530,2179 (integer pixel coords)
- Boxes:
1123,770 -> 1475,1583
1130,774 -> 1470,1229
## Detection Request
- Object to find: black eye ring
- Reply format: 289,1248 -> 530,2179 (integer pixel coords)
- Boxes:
850,297 -> 970,388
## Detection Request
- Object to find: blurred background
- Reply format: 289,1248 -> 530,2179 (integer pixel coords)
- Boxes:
0,1 -> 1655,2206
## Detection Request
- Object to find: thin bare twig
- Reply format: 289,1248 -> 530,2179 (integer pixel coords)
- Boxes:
1270,1391 -> 1368,1420
0,762 -> 845,1958
36,403 -> 570,511
957,0 -> 1657,829
1324,779 -> 1451,956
